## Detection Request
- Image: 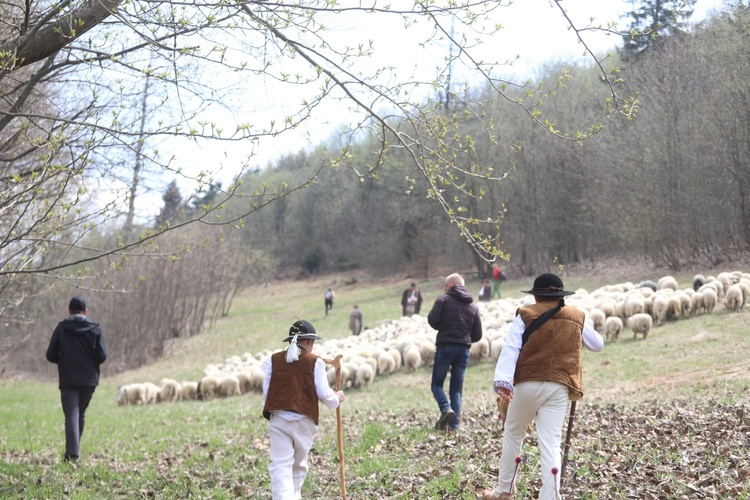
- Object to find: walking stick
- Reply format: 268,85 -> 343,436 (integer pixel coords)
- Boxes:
560,400 -> 577,488
324,355 -> 347,500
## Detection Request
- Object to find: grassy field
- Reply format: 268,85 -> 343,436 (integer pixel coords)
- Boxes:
1,270 -> 749,498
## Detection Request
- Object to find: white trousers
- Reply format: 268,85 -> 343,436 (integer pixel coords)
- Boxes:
268,414 -> 318,499
493,381 -> 569,500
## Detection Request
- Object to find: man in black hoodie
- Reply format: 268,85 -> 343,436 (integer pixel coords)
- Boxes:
427,273 -> 483,431
46,296 -> 108,463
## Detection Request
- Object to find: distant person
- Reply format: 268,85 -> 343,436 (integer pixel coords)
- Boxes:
262,320 -> 345,499
481,273 -> 604,500
492,264 -> 506,299
349,305 -> 363,336
478,279 -> 492,302
427,273 -> 483,431
324,288 -> 335,316
45,296 -> 108,464
401,282 -> 423,316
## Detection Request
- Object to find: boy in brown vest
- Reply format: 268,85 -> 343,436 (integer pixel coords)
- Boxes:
262,320 -> 344,499
482,274 -> 603,499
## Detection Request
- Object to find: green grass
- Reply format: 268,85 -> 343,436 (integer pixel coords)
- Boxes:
2,270 -> 749,498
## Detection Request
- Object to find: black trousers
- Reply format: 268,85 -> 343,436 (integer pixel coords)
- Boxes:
60,386 -> 96,459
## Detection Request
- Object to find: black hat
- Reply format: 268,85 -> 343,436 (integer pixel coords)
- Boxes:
68,296 -> 87,313
282,319 -> 323,342
522,273 -> 575,297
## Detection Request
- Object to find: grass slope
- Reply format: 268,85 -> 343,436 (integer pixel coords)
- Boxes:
1,272 -> 749,498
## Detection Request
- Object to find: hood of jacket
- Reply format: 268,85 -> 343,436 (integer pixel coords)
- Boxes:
446,285 -> 474,304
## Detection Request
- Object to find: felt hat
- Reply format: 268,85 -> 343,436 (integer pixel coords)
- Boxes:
522,273 -> 575,297
282,319 -> 323,342
69,296 -> 87,313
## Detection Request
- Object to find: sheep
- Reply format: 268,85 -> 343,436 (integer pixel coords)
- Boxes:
693,274 -> 705,291
737,280 -> 750,305
419,342 -> 436,366
598,301 -> 616,318
623,296 -> 645,318
636,280 -> 657,292
657,276 -> 679,291
603,316 -> 623,341
357,363 -> 375,386
117,383 -> 145,406
688,292 -> 703,317
160,378 -> 181,403
725,284 -> 744,312
652,295 -> 670,326
628,313 -> 653,340
387,348 -> 402,370
666,296 -> 682,322
377,350 -> 396,375
180,381 -> 199,401
469,337 -> 490,361
198,375 -> 220,401
218,375 -> 241,398
403,344 -> 422,372
142,382 -> 161,404
701,288 -> 717,314
588,308 -> 606,332
236,371 -> 254,394
490,338 -> 504,360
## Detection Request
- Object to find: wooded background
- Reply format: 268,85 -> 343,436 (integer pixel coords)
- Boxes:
2,2 -> 749,377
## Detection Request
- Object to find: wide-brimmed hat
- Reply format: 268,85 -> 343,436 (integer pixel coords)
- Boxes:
282,319 -> 323,342
522,273 -> 575,297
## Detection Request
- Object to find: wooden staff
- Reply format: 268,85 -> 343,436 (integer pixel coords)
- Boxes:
324,355 -> 347,500
560,400 -> 577,488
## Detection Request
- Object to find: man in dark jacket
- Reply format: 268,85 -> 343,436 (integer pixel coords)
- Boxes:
427,273 -> 483,431
46,296 -> 108,463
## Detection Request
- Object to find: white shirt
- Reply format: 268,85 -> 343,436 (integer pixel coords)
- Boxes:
262,353 -> 340,421
493,312 -> 604,393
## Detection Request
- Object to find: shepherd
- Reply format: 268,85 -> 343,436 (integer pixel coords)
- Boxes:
262,320 -> 345,499
481,273 -> 603,499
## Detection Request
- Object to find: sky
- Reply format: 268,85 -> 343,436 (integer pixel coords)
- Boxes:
144,0 -> 731,215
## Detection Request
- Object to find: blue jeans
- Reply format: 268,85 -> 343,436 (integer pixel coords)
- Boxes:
431,345 -> 470,429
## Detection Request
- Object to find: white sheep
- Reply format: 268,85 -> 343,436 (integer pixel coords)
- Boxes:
666,296 -> 682,322
623,296 -> 645,318
160,378 -> 181,403
377,350 -> 396,375
701,288 -> 717,314
236,371 -> 253,394
469,337 -> 490,361
603,316 -> 623,341
724,284 -> 744,312
357,363 -> 375,386
180,381 -> 199,401
117,383 -> 145,406
588,308 -> 606,332
490,338 -> 504,360
651,296 -> 669,326
628,313 -> 653,340
419,342 -> 436,365
657,276 -> 679,291
218,375 -> 241,398
387,348 -> 402,370
688,292 -> 703,317
403,344 -> 422,372
198,375 -> 220,401
142,382 -> 161,404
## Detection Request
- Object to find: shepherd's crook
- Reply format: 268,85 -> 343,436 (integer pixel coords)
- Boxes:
324,355 -> 347,499
560,400 -> 577,488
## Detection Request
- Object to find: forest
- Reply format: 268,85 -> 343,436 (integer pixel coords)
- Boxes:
2,1 -> 749,377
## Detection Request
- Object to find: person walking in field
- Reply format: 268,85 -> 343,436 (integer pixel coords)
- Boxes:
45,296 -> 108,464
492,263 -> 506,299
262,320 -> 345,499
427,273 -> 483,431
349,304 -> 363,336
401,282 -> 423,316
324,288 -> 335,316
478,279 -> 492,302
481,273 -> 604,500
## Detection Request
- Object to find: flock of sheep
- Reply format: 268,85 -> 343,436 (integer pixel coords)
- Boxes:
116,270 -> 749,406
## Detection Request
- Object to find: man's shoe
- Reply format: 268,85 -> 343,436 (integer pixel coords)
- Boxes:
63,455 -> 79,464
478,490 -> 512,500
435,409 -> 456,430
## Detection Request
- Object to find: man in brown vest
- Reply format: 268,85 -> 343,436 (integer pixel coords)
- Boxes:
262,320 -> 344,499
482,273 -> 603,499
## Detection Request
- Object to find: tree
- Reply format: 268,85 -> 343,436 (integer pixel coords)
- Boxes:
1,0 -> 634,315
621,0 -> 697,61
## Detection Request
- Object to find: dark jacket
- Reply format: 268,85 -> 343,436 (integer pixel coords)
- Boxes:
427,285 -> 483,348
46,315 -> 108,388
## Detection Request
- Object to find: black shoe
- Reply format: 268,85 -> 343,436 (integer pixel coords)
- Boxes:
435,409 -> 456,430
63,455 -> 79,464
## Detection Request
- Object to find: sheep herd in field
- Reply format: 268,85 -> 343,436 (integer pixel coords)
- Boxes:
116,270 -> 749,406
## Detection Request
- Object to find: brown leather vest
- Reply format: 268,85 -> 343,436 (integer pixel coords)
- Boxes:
515,301 -> 585,400
262,350 -> 320,424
